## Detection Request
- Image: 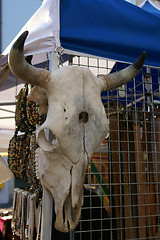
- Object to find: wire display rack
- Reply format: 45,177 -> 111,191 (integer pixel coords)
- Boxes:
64,55 -> 160,240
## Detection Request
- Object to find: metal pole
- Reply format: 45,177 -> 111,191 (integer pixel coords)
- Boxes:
40,51 -> 59,240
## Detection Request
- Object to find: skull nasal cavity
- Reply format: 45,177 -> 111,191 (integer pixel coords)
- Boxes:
79,112 -> 89,123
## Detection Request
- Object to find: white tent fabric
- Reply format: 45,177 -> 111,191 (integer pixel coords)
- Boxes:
0,130 -> 15,152
139,0 -> 160,9
0,83 -> 23,129
0,83 -> 24,152
1,0 -> 61,152
2,0 -> 104,61
3,0 -> 61,56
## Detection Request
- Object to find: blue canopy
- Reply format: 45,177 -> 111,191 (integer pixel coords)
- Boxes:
99,0 -> 160,105
60,0 -> 160,68
140,0 -> 160,17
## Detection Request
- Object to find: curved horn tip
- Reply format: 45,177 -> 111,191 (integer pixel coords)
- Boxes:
12,31 -> 29,51
133,51 -> 146,70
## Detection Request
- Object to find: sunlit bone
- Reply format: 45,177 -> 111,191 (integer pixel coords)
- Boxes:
8,31 -> 146,232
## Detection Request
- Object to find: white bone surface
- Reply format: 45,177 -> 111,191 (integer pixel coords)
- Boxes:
37,66 -> 109,162
36,66 -> 109,232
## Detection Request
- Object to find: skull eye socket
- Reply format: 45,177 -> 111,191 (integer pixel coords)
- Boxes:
79,112 -> 89,123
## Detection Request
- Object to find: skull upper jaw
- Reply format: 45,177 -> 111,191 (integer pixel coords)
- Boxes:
37,147 -> 88,232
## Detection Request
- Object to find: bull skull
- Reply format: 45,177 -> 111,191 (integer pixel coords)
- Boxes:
9,31 -> 146,232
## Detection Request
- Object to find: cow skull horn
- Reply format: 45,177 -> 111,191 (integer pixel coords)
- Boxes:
9,31 -> 146,92
8,31 -> 51,88
98,51 -> 146,91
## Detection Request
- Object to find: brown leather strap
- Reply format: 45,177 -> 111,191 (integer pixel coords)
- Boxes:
120,119 -> 134,239
133,122 -> 147,239
128,112 -> 139,239
155,113 -> 160,224
109,114 -> 122,240
142,114 -> 156,237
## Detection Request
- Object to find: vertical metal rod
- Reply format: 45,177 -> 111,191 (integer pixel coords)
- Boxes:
41,189 -> 53,240
40,51 -> 59,240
